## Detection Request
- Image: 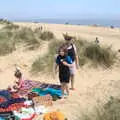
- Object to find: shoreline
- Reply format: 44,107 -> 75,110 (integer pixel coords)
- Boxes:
12,20 -> 120,28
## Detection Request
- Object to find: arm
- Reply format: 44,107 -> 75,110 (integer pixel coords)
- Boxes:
61,57 -> 73,67
53,56 -> 59,78
73,44 -> 80,69
75,55 -> 79,69
55,63 -> 59,73
53,63 -> 59,79
17,79 -> 23,88
62,61 -> 73,67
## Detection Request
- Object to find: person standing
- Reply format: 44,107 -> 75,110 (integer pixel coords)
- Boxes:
63,33 -> 79,90
55,47 -> 73,98
95,37 -> 99,44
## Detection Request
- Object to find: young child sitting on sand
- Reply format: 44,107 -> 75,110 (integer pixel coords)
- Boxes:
13,70 -> 24,90
8,69 -> 24,92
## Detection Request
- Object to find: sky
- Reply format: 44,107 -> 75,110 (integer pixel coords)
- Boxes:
0,0 -> 120,20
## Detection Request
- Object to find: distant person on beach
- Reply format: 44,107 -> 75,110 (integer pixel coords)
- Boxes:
55,47 -> 73,98
62,33 -> 79,90
40,26 -> 43,31
95,37 -> 99,44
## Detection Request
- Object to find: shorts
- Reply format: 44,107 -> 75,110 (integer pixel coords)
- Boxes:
69,62 -> 76,75
59,72 -> 70,83
59,77 -> 70,83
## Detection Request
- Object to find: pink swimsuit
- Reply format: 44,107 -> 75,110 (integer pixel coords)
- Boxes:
18,77 -> 24,88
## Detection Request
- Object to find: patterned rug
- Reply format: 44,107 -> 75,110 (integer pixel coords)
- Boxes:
18,80 -> 61,96
0,90 -> 26,112
18,80 -> 42,96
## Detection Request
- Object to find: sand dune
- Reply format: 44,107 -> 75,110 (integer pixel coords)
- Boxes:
0,23 -> 120,119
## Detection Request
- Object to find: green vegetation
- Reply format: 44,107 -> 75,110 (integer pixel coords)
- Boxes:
3,23 -> 19,30
15,27 -> 40,50
32,34 -> 117,75
84,44 -> 116,67
0,25 -> 41,54
31,40 -> 64,74
0,30 -> 15,55
0,19 -> 11,24
40,31 -> 55,41
75,39 -> 117,68
0,20 -> 56,55
0,20 -> 117,70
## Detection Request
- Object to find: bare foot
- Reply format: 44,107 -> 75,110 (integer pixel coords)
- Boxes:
70,88 -> 76,90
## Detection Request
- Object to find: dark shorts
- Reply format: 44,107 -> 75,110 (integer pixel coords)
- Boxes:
59,73 -> 70,83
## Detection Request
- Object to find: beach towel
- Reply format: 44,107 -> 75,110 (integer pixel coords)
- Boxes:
17,80 -> 42,96
0,90 -> 25,108
0,117 -> 4,120
14,107 -> 36,120
0,103 -> 26,113
0,111 -> 15,120
0,90 -> 20,102
0,98 -> 25,108
32,87 -> 62,97
28,92 -> 38,100
17,80 -> 61,96
0,90 -> 11,101
40,83 -> 61,90
0,90 -> 26,112
34,105 -> 47,114
32,95 -> 53,107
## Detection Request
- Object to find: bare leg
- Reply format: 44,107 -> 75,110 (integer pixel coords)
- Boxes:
61,83 -> 65,96
66,83 -> 69,96
71,75 -> 75,89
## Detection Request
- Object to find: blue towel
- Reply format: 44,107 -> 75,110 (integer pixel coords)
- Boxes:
0,98 -> 26,108
0,117 -> 4,120
44,88 -> 62,97
32,88 -> 62,97
0,90 -> 11,100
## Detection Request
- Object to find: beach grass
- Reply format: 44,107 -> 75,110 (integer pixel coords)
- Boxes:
39,31 -> 55,41
31,35 -> 117,74
0,23 -> 117,68
0,24 -> 42,54
0,23 -> 55,55
15,27 -> 41,50
0,30 -> 16,55
0,19 -> 11,25
31,40 -> 64,74
3,23 -> 19,30
84,43 -> 117,68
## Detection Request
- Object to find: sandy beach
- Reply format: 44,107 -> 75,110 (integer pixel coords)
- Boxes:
0,22 -> 120,119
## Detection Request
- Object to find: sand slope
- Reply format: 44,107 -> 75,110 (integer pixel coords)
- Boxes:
0,23 -> 120,119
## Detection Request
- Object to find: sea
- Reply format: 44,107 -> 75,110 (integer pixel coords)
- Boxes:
13,19 -> 120,28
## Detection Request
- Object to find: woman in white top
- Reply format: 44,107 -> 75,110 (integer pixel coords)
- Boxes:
63,34 -> 79,90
